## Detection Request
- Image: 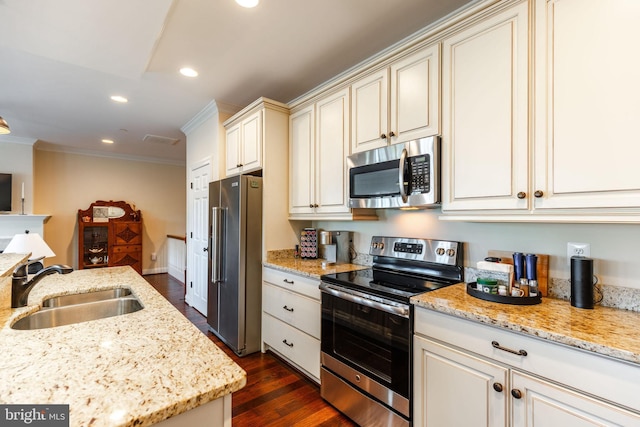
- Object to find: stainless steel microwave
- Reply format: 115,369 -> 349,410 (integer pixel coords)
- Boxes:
347,136 -> 440,209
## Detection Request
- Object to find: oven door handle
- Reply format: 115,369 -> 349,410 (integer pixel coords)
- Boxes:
320,283 -> 410,318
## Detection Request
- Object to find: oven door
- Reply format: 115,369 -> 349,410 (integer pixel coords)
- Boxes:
320,284 -> 411,408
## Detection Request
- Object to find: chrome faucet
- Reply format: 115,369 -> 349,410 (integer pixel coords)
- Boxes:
11,258 -> 73,308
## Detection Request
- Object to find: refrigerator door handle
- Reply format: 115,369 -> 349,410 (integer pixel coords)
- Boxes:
211,207 -> 225,283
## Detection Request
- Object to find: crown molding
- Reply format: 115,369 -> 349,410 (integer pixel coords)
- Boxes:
0,135 -> 38,146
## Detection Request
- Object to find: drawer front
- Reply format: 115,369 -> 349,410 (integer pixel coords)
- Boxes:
415,308 -> 640,413
263,282 -> 320,339
263,313 -> 320,381
263,267 -> 320,300
111,245 -> 141,254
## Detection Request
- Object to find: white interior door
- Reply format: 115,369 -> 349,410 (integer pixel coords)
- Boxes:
185,160 -> 210,315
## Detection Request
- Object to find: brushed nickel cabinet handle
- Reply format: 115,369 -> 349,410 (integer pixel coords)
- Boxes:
283,305 -> 294,312
282,339 -> 294,348
492,340 -> 527,356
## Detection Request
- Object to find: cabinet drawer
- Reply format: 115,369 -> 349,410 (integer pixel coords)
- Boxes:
263,282 -> 320,339
263,313 -> 320,381
415,308 -> 640,413
111,245 -> 141,254
263,267 -> 320,300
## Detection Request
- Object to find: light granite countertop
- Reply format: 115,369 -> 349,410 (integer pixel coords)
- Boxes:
0,265 -> 246,427
263,251 -> 367,278
412,283 -> 640,366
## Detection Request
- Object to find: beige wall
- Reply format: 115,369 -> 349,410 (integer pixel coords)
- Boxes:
34,150 -> 186,274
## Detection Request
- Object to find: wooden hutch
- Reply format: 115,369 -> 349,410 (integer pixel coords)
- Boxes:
78,201 -> 143,274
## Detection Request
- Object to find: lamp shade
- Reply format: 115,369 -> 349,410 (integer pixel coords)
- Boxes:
4,232 -> 55,260
0,116 -> 10,135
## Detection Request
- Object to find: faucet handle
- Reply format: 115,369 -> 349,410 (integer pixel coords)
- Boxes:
13,256 -> 46,277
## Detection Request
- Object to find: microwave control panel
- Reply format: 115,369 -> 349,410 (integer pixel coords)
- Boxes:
409,155 -> 431,195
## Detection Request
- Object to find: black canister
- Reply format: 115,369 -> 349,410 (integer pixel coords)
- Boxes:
570,256 -> 594,309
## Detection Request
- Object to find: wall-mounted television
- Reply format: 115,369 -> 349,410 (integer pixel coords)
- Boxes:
0,173 -> 12,212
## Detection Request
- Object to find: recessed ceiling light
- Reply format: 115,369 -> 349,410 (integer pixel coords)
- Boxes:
180,67 -> 198,77
102,139 -> 114,144
235,0 -> 259,8
110,95 -> 128,103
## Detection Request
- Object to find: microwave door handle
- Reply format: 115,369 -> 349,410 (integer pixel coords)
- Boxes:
398,148 -> 409,203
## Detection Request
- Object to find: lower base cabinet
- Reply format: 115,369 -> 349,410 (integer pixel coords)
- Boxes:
261,267 -> 321,383
413,308 -> 640,427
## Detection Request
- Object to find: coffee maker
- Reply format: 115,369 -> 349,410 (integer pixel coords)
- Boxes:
319,231 -> 353,264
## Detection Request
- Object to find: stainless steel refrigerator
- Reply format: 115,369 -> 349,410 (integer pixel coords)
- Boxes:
207,175 -> 262,357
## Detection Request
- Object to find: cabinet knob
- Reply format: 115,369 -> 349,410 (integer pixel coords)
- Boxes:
534,190 -> 544,198
493,383 -> 503,393
511,389 -> 523,399
517,192 -> 526,199
381,133 -> 387,139
309,204 -> 314,208
389,131 -> 396,138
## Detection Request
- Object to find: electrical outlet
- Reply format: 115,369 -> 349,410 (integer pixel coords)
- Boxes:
151,252 -> 157,261
567,242 -> 590,265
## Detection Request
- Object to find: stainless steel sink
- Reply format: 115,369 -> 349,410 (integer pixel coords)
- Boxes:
42,288 -> 132,307
12,296 -> 143,330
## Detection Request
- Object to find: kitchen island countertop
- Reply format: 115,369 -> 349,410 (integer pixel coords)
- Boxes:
412,283 -> 640,365
0,264 -> 246,427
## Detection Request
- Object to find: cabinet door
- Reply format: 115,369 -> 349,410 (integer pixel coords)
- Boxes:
225,122 -> 241,176
442,1 -> 529,211
414,336 -> 508,427
315,87 -> 350,214
240,110 -> 262,173
533,0 -> 640,210
390,44 -> 440,144
289,105 -> 315,215
511,371 -> 640,427
351,68 -> 389,153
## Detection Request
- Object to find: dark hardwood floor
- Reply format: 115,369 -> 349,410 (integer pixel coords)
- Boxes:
143,273 -> 357,427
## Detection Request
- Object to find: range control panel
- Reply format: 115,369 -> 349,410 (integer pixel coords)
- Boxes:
369,236 -> 460,266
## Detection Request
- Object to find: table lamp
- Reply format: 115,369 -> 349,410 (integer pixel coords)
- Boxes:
4,230 -> 56,273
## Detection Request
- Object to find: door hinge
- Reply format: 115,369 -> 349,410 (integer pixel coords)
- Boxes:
190,281 -> 193,288
190,231 -> 193,238
190,182 -> 193,189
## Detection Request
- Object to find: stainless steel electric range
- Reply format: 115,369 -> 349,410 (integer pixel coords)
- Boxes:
320,236 -> 464,427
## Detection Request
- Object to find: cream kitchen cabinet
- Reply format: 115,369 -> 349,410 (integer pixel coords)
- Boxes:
414,308 -> 640,427
441,0 -> 529,212
442,0 -> 640,221
351,44 -> 440,154
225,110 -> 261,176
224,98 -> 289,178
289,88 -> 377,221
531,0 -> 640,212
261,267 -> 321,383
414,336 -> 508,427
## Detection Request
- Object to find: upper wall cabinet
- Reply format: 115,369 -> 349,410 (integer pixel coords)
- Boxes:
532,0 -> 640,212
441,0 -> 529,212
289,89 -> 377,221
351,44 -> 440,154
225,109 -> 262,176
441,0 -> 640,222
223,98 -> 295,254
